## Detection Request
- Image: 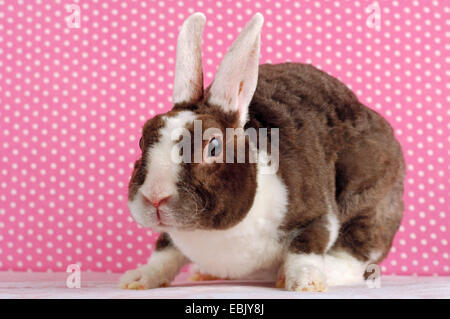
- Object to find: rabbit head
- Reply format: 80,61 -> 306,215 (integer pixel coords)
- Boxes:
128,13 -> 266,231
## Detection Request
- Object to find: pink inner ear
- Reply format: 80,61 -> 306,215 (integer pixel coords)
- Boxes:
206,14 -> 263,127
239,81 -> 244,95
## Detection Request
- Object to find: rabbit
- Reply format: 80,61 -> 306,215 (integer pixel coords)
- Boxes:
119,12 -> 405,292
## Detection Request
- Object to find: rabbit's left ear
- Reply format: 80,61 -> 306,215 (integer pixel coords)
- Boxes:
207,13 -> 264,127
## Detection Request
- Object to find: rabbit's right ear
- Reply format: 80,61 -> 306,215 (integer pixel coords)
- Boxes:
173,13 -> 206,105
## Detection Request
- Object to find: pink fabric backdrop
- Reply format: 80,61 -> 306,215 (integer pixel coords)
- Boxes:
0,0 -> 448,276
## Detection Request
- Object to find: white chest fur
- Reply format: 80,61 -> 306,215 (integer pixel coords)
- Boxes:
168,168 -> 289,280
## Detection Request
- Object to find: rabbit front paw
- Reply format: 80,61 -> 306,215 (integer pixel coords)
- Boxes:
119,266 -> 169,290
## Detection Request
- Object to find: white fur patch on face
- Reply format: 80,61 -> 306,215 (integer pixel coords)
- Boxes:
141,111 -> 196,200
128,111 -> 196,228
168,158 -> 289,280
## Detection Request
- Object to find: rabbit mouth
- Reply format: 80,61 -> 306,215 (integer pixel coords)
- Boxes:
155,208 -> 162,222
155,221 -> 170,228
154,207 -> 170,226
153,207 -> 191,229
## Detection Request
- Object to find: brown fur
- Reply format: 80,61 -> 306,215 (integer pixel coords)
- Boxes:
177,109 -> 258,229
128,115 -> 166,201
247,63 -> 405,261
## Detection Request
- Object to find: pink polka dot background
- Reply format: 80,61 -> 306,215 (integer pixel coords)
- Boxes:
0,0 -> 448,276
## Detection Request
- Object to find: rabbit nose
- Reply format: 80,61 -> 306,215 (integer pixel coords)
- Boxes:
142,195 -> 171,208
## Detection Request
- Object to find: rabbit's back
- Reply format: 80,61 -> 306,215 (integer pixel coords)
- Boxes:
248,62 -> 402,168
249,63 -> 393,144
248,63 -> 404,244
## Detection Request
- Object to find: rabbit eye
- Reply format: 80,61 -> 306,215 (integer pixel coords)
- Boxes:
207,137 -> 222,158
139,137 -> 144,150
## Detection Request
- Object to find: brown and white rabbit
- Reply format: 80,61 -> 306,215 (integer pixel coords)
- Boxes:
119,13 -> 405,292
